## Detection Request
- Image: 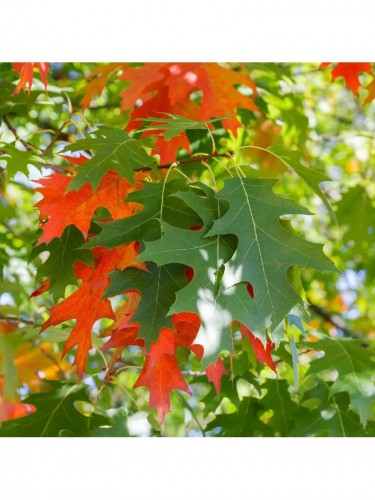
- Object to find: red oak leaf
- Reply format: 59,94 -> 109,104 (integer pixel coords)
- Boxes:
134,327 -> 191,424
41,242 -> 143,378
241,324 -> 276,371
101,293 -> 144,350
60,151 -> 91,165
205,356 -> 227,395
134,312 -> 202,424
321,62 -> 372,95
13,63 -> 49,95
30,279 -> 50,298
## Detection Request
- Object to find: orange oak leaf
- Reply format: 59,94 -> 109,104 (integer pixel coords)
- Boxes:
80,62 -> 258,162
248,119 -> 284,172
14,342 -> 72,392
0,378 -> 35,424
79,63 -> 127,109
134,312 -> 202,424
195,63 -> 258,131
41,283 -> 114,379
205,356 -> 227,395
41,242 -> 142,378
121,63 -> 257,162
321,62 -> 372,96
127,85 -> 200,163
0,386 -> 35,424
36,170 -> 138,245
13,63 -> 49,95
120,63 -> 167,109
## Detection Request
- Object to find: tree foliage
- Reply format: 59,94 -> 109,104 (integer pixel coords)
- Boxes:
0,62 -> 374,436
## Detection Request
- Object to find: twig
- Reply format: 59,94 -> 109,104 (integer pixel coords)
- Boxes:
0,314 -> 36,326
134,151 -> 235,173
2,116 -> 42,154
106,361 -> 206,378
43,115 -> 73,157
30,339 -> 66,380
307,301 -> 362,340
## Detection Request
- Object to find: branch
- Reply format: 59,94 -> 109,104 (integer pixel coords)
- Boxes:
0,314 -> 36,326
307,301 -> 363,340
2,116 -> 41,154
43,114 -> 73,157
105,361 -> 206,378
135,151 -> 235,172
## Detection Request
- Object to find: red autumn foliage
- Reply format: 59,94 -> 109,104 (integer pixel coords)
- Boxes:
205,356 -> 228,395
12,63 -> 49,95
36,153 -> 145,245
41,242 -> 143,378
134,312 -> 202,423
320,62 -> 373,96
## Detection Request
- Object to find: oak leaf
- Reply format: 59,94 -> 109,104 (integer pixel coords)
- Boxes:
79,63 -> 127,109
41,242 -> 142,377
122,63 -> 257,162
241,325 -> 276,371
134,312 -> 202,424
321,62 -> 372,95
12,63 -> 49,95
36,170 -> 138,245
205,356 -> 228,395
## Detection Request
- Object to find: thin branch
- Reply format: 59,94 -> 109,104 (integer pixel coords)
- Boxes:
307,301 -> 363,340
43,115 -> 73,157
30,339 -> 66,380
134,151 -> 235,173
0,314 -> 36,326
107,361 -> 206,378
2,116 -> 42,154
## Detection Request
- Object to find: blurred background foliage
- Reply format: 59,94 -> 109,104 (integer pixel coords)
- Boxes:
0,62 -> 374,436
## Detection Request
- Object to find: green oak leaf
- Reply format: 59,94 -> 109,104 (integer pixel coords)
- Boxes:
292,379 -> 368,437
0,381 -> 110,437
139,222 -> 267,367
259,378 -> 300,435
305,337 -> 375,426
137,113 -> 228,140
33,225 -> 94,301
104,262 -> 188,349
0,81 -> 39,118
206,398 -> 273,437
206,178 -> 337,333
91,407 -> 130,437
336,185 -> 375,249
62,126 -> 157,191
0,143 -> 41,178
173,181 -> 226,231
267,145 -> 337,224
87,179 -> 203,249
